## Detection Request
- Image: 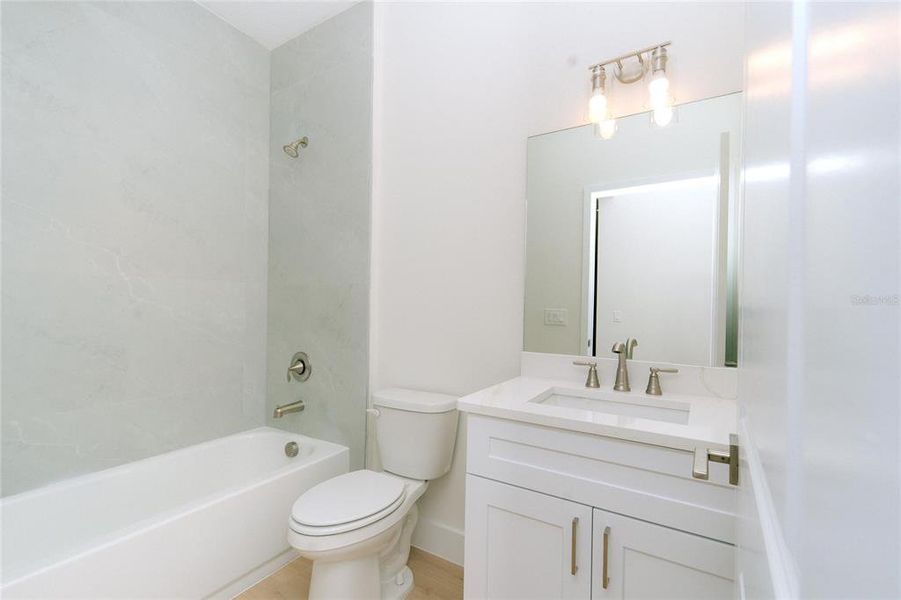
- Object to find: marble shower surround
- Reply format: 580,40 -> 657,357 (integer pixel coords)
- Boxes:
265,3 -> 373,470
1,2 -> 270,495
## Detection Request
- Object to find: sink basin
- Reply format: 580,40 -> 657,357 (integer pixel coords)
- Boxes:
529,387 -> 691,424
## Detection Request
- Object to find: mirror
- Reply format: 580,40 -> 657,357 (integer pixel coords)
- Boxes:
523,93 -> 742,367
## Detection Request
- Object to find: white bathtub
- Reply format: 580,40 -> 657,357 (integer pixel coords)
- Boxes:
1,427 -> 348,599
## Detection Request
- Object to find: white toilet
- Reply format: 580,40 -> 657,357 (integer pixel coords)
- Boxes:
287,388 -> 459,600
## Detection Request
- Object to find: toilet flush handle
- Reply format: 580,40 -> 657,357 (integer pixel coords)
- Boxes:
366,408 -> 380,418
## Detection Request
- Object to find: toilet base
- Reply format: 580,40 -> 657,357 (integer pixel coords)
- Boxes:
381,565 -> 414,600
309,554 -> 381,600
300,504 -> 421,600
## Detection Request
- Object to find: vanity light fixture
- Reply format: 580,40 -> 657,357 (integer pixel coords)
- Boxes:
648,46 -> 674,127
587,41 -> 673,139
588,66 -> 617,139
588,65 -> 608,123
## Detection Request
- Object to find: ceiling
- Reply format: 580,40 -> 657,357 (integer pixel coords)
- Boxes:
197,1 -> 359,50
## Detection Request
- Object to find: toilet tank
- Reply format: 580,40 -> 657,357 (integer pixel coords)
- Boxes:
372,388 -> 459,480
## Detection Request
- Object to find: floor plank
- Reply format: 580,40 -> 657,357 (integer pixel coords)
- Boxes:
236,548 -> 463,600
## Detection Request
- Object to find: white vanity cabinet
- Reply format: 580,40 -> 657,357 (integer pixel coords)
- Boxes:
463,414 -> 737,600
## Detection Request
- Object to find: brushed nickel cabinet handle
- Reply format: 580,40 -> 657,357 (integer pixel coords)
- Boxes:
692,433 -> 740,485
571,517 -> 579,575
602,526 -> 611,589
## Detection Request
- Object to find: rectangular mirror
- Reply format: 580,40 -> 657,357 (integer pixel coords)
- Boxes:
523,92 -> 742,367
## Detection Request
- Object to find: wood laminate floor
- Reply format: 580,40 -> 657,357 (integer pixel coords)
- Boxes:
236,548 -> 464,600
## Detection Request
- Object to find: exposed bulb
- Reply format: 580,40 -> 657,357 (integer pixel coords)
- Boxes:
652,105 -> 673,127
648,73 -> 670,108
648,69 -> 673,127
588,89 -> 608,124
594,119 -> 617,140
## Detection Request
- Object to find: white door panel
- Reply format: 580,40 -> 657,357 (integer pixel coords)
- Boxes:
592,509 -> 733,600
465,475 -> 592,600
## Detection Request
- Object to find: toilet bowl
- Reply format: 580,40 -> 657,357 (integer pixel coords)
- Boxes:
287,388 -> 459,600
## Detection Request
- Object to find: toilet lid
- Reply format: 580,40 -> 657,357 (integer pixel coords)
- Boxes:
291,470 -> 406,527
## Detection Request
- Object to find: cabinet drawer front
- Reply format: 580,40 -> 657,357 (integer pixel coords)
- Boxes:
466,415 -> 735,543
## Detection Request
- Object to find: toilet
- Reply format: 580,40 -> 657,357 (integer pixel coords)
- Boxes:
287,388 -> 459,600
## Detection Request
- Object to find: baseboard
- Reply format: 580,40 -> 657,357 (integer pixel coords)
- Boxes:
412,516 -> 464,566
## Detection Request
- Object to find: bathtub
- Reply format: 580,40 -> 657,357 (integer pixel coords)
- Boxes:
1,427 -> 348,599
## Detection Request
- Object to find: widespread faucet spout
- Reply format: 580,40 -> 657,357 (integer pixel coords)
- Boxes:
611,338 -> 638,392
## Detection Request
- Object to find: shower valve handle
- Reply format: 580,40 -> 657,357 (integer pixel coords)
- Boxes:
286,352 -> 311,382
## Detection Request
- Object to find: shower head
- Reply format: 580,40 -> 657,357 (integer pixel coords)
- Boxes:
283,136 -> 308,158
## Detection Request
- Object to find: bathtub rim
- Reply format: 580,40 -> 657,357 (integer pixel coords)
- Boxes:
1,426 -> 343,504
1,426 -> 349,588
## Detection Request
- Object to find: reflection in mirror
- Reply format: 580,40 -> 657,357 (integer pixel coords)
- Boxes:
523,93 -> 742,367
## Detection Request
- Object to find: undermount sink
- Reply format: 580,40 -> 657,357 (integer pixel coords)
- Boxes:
529,387 -> 691,425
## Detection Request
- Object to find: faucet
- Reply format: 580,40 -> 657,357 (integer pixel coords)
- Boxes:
645,366 -> 679,396
572,360 -> 600,388
273,399 -> 305,418
611,338 -> 638,392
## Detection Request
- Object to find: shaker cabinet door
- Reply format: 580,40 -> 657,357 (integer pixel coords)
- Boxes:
464,475 -> 592,600
591,508 -> 734,600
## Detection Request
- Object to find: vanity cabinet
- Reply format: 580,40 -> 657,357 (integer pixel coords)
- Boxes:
463,414 -> 736,599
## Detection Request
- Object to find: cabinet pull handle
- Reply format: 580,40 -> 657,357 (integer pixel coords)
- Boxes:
571,517 -> 579,575
692,433 -> 740,485
602,526 -> 611,589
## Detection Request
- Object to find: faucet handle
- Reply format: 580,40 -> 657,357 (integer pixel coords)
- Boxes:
286,352 -> 311,382
573,361 -> 600,389
646,367 -> 679,396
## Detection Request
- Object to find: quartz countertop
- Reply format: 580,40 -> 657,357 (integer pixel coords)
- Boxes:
457,376 -> 737,452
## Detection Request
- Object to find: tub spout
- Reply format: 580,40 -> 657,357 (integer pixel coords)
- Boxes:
273,400 -> 305,418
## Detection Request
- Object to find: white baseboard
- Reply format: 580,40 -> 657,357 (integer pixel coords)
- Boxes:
412,516 -> 464,566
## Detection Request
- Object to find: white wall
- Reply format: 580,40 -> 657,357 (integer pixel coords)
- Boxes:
595,179 -> 718,366
267,3 -> 373,470
1,2 -> 270,496
737,1 -> 900,597
370,1 -> 746,563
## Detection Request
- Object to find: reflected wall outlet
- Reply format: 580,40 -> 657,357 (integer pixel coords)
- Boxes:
613,310 -> 623,323
544,308 -> 568,326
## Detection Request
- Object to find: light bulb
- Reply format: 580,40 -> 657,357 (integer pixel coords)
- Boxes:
652,105 -> 673,127
647,46 -> 673,127
648,73 -> 670,109
588,65 -> 609,124
588,90 -> 608,124
594,119 -> 617,140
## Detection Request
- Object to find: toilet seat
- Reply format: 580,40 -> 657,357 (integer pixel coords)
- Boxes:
291,470 -> 407,536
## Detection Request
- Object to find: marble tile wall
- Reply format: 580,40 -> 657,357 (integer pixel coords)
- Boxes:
1,2 -> 270,496
266,3 -> 372,469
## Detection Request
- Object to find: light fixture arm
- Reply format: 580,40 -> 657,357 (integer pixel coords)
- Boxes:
613,54 -> 648,84
588,41 -> 672,77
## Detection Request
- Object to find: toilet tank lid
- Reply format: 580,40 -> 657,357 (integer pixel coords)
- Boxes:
372,388 -> 458,414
